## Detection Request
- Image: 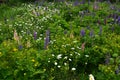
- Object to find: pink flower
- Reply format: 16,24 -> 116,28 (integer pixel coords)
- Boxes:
14,30 -> 19,42
81,42 -> 85,51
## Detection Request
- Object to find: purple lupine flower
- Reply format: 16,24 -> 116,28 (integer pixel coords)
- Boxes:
98,20 -> 100,25
46,30 -> 50,37
44,30 -> 50,49
117,16 -> 120,23
44,36 -> 49,49
33,31 -> 37,40
108,14 -> 111,18
88,0 -> 90,5
99,26 -> 102,35
18,45 -> 23,50
27,30 -> 30,35
73,0 -> 79,6
107,0 -> 111,4
90,29 -> 94,37
80,29 -> 85,37
104,18 -> 107,25
87,26 -> 90,30
118,64 -> 120,70
10,16 -> 14,21
114,14 -> 117,21
105,53 -> 111,65
38,0 -> 44,6
105,58 -> 110,65
115,69 -> 119,74
111,26 -> 114,32
80,0 -> 85,4
99,0 -> 103,2
64,30 -> 67,34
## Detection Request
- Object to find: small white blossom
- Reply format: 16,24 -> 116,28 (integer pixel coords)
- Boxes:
77,53 -> 80,56
70,54 -> 73,56
71,48 -> 75,50
85,62 -> 87,65
77,46 -> 81,49
57,54 -> 62,59
40,34 -> 43,36
85,55 -> 89,58
57,65 -> 61,68
53,40 -> 56,42
71,68 -> 76,71
54,62 -> 57,65
73,40 -> 78,43
89,74 -> 95,80
52,54 -> 55,57
69,58 -> 72,61
64,56 -> 68,59
64,63 -> 67,66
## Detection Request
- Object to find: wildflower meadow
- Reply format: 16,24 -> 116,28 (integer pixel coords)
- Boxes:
0,0 -> 120,80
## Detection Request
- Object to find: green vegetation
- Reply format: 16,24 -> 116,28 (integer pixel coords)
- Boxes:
0,1 -> 120,80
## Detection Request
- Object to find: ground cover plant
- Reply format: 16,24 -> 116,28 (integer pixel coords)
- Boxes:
0,0 -> 120,80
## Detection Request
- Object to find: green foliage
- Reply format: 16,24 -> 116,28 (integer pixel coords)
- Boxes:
0,1 -> 120,80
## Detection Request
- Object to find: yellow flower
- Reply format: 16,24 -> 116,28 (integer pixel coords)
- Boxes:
0,52 -> 2,57
3,41 -> 7,46
31,59 -> 35,62
0,52 -> 2,55
34,62 -> 39,67
43,69 -> 46,72
13,48 -> 18,52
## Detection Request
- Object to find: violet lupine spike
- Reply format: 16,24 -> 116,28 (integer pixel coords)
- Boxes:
117,16 -> 120,23
81,0 -> 85,4
115,69 -> 119,74
88,0 -> 90,5
73,0 -> 79,6
33,31 -> 37,40
118,64 -> 120,70
105,53 -> 111,65
98,20 -> 100,25
114,14 -> 117,21
64,30 -> 67,34
90,29 -> 94,37
80,29 -> 85,37
27,30 -> 30,35
44,36 -> 49,50
46,30 -> 50,37
18,45 -> 23,50
105,58 -> 110,65
87,26 -> 90,30
111,26 -> 114,32
104,18 -> 107,25
99,26 -> 102,35
107,0 -> 111,4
